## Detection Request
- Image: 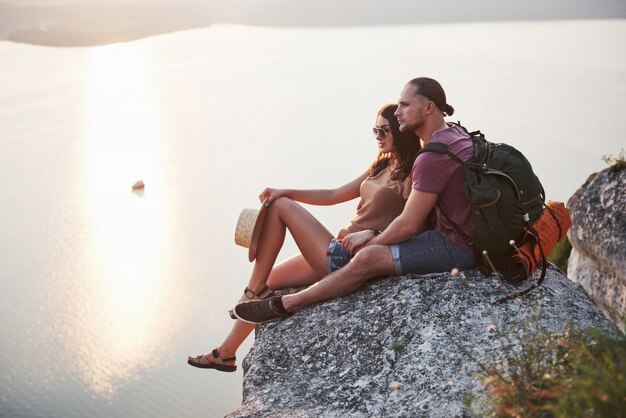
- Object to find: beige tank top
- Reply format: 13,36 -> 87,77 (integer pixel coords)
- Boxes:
337,165 -> 411,240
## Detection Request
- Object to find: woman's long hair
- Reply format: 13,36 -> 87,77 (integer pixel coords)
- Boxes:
369,103 -> 421,181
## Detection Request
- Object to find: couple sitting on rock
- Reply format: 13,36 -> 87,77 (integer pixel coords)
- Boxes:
188,77 -> 477,372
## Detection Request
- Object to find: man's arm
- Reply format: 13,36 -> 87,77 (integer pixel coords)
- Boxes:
369,189 -> 438,246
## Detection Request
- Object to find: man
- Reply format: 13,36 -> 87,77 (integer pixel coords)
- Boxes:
233,77 -> 476,323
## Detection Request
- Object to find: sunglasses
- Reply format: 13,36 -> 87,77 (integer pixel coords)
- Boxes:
372,126 -> 391,138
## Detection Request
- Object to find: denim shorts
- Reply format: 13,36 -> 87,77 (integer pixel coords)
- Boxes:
326,239 -> 353,273
389,229 -> 475,275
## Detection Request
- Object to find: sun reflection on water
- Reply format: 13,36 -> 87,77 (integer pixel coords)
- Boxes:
67,42 -> 171,395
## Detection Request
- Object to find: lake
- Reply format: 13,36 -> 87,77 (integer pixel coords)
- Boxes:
0,19 -> 625,417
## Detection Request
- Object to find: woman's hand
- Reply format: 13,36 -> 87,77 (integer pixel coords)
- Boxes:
340,230 -> 376,254
259,188 -> 287,205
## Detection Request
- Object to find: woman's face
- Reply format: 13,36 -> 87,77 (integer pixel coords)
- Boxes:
373,115 -> 395,154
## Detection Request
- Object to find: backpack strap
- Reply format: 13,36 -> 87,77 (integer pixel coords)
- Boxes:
437,206 -> 475,249
420,142 -> 465,164
543,202 -> 562,239
450,121 -> 484,140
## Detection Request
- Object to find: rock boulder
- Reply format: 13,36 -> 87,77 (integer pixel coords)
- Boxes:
567,168 -> 626,330
227,265 -> 616,417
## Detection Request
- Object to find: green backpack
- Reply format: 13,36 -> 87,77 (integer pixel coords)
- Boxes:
421,123 -> 546,301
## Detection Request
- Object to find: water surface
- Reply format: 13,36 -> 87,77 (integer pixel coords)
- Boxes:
0,20 -> 625,417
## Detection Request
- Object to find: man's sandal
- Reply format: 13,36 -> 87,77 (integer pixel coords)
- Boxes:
229,285 -> 274,319
187,348 -> 236,372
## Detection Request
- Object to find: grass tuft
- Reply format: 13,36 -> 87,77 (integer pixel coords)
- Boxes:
479,324 -> 626,417
602,149 -> 626,172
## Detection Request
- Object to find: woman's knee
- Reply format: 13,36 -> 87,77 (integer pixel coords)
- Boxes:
265,196 -> 293,219
270,196 -> 294,211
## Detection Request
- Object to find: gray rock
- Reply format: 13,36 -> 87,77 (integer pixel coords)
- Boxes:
227,265 -> 616,417
567,169 -> 626,330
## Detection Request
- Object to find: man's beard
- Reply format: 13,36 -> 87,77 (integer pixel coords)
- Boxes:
400,119 -> 423,133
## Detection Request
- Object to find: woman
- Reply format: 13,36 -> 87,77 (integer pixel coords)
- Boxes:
188,104 -> 422,371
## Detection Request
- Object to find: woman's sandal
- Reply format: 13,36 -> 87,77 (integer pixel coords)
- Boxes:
187,348 -> 237,372
229,285 -> 274,319
243,284 -> 274,300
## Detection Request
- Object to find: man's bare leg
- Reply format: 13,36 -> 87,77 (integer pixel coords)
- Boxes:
282,244 -> 396,312
233,244 -> 397,323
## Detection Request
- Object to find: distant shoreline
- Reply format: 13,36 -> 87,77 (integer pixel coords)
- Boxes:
6,25 -> 207,47
0,1 -> 214,47
1,0 -> 624,47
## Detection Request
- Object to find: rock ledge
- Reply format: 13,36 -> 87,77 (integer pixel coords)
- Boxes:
228,265 -> 616,417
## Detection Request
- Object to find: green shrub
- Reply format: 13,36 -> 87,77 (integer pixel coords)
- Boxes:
547,327 -> 626,418
480,324 -> 626,417
548,236 -> 572,274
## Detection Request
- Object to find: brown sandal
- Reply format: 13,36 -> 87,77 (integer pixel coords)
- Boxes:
187,348 -> 236,372
243,284 -> 274,300
229,285 -> 274,319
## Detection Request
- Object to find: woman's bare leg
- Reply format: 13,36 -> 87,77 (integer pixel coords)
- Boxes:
189,197 -> 337,367
188,254 -> 319,367
244,197 -> 334,295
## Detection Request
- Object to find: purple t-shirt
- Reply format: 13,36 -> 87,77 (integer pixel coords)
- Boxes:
412,123 -> 474,250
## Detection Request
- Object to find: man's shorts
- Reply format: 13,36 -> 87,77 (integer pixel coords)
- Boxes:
389,229 -> 475,275
326,238 -> 352,273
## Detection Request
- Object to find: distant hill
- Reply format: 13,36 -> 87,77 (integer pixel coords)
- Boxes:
1,0 -> 625,46
225,0 -> 626,26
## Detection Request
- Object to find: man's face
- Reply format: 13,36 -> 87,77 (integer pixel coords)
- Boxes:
395,84 -> 427,133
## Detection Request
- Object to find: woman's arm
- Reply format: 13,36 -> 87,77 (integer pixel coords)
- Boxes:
259,171 -> 369,206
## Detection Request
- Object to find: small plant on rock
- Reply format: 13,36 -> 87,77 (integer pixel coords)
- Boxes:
602,149 -> 626,172
391,339 -> 406,352
480,323 -> 626,417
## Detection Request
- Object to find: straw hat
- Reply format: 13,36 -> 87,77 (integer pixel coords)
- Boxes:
234,202 -> 268,262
